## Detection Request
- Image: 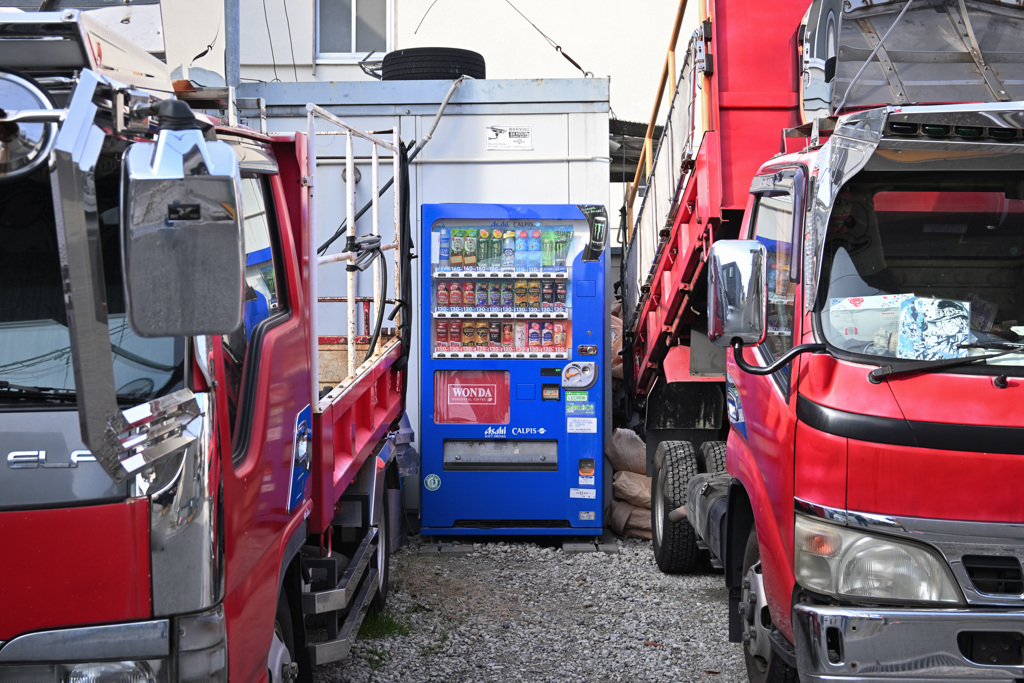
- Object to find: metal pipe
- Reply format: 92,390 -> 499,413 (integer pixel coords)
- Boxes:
346,131 -> 356,380
224,0 -> 240,88
306,103 -> 398,152
371,142 -> 380,357
392,125 -> 401,341
307,113 -> 320,414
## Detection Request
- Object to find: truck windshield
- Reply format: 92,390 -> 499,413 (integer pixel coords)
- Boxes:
0,165 -> 184,404
821,171 -> 1024,369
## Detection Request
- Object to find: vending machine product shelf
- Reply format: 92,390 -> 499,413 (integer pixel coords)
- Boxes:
420,204 -> 609,535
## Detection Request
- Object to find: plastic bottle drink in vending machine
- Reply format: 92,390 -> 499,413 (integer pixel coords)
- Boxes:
450,230 -> 464,269
438,228 -> 450,269
477,229 -> 490,269
461,320 -> 475,347
450,321 -> 462,348
463,230 -> 478,269
514,321 -> 527,348
515,230 -> 528,270
502,231 -> 516,269
436,282 -> 449,310
476,281 -> 489,308
501,322 -> 514,347
488,281 -> 501,309
436,321 -> 448,350
490,233 -> 503,268
541,232 -> 556,268
514,280 -> 528,311
541,323 -> 554,347
528,323 -> 541,347
462,281 -> 476,310
449,280 -> 463,307
527,279 -> 541,309
528,230 -> 542,270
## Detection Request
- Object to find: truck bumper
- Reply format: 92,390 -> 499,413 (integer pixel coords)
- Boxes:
793,603 -> 1024,681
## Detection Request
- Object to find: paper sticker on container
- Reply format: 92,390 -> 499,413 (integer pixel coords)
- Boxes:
567,417 -> 597,433
579,475 -> 595,486
570,488 -> 596,499
486,125 -> 533,151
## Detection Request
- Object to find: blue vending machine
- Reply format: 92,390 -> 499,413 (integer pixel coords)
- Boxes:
420,203 -> 609,536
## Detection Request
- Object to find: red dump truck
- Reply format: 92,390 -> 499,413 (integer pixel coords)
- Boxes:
0,10 -> 410,682
622,0 -> 1024,680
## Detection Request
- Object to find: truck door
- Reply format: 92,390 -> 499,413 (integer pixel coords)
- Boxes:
732,167 -> 805,633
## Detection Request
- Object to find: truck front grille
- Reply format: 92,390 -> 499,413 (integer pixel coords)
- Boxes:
962,555 -> 1024,596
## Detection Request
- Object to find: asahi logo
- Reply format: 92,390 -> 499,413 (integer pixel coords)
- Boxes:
483,426 -> 506,438
449,384 -> 496,405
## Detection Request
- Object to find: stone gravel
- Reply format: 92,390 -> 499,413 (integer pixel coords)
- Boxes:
313,535 -> 747,682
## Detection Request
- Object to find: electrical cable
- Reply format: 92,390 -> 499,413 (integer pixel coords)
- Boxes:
361,248 -> 387,364
260,0 -> 281,82
391,140 -> 413,416
504,0 -> 593,77
281,0 -> 299,82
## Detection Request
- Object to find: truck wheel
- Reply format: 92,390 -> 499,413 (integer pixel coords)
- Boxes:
698,441 -> 728,474
381,47 -> 486,80
369,485 -> 392,615
741,527 -> 798,683
651,441 -> 701,574
268,593 -> 298,683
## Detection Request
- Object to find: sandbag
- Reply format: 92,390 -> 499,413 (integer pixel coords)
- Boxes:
607,498 -> 652,540
606,427 -> 646,475
610,315 -> 623,379
613,470 -> 652,509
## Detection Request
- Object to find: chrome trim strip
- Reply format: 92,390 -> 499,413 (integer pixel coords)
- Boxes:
0,620 -> 169,662
796,497 -> 1024,606
144,392 -> 224,615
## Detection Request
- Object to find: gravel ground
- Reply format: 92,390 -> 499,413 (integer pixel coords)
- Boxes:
313,535 -> 747,682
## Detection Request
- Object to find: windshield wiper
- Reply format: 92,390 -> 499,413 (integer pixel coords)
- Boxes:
0,381 -> 78,403
868,344 -> 1024,383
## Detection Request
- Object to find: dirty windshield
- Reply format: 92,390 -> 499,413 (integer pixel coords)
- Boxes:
820,171 -> 1024,368
0,162 -> 183,403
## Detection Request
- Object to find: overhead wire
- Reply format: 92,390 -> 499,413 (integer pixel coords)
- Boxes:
504,0 -> 593,77
260,0 -> 281,82
281,0 -> 299,81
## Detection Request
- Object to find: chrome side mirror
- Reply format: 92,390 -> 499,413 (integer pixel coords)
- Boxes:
121,100 -> 244,337
707,239 -> 767,347
0,71 -> 59,182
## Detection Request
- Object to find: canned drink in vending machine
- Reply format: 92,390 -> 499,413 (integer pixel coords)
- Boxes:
476,321 -> 490,347
501,322 -> 514,346
489,321 -> 501,347
541,280 -> 553,310
514,321 -> 527,348
555,281 -> 567,310
435,321 -> 448,350
476,281 -> 489,308
553,323 -> 566,349
449,320 -> 462,348
449,280 -> 463,307
461,320 -> 475,347
462,281 -> 476,310
514,280 -> 528,310
501,281 -> 514,309
528,323 -> 541,347
541,322 -> 554,347
527,279 -> 541,309
436,281 -> 449,310
489,281 -> 501,308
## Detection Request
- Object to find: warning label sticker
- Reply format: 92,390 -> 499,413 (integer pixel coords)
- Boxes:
567,417 -> 598,433
486,125 -> 533,151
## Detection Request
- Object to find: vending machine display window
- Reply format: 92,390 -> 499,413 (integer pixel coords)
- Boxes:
433,370 -> 511,424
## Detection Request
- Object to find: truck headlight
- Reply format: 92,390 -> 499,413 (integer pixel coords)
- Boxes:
795,514 -> 964,604
0,661 -> 165,683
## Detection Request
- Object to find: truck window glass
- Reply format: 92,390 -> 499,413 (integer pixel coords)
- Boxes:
0,164 -> 183,404
821,172 -> 1024,367
752,184 -> 798,385
222,174 -> 288,443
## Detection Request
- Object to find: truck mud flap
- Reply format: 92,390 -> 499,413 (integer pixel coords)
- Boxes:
301,526 -> 381,665
686,472 -> 730,566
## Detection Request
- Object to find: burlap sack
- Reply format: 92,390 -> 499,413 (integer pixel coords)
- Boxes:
610,315 -> 623,379
613,470 -> 652,509
608,498 -> 652,540
606,427 -> 646,475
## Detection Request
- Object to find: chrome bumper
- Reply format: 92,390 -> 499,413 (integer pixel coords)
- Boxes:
793,603 -> 1024,682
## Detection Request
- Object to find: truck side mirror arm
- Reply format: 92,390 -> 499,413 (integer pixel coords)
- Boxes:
729,339 -> 826,375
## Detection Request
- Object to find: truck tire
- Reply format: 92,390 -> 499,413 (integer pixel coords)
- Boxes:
699,441 -> 728,474
651,441 -> 701,574
741,527 -> 798,683
381,47 -> 485,81
369,484 -> 392,615
268,593 -> 297,683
